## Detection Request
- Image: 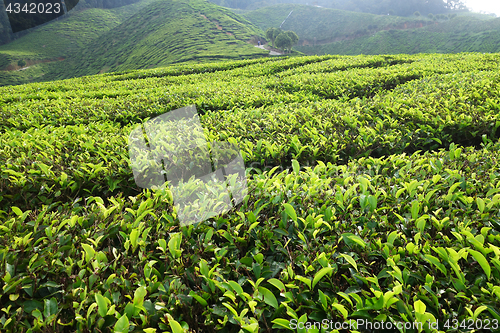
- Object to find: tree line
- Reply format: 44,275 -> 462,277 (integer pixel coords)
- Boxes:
265,27 -> 298,53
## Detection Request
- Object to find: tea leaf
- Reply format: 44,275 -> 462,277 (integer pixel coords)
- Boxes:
477,197 -> 485,213
272,318 -> 292,330
414,300 -> 426,314
283,203 -> 297,223
468,249 -> 491,279
258,286 -> 278,309
81,244 -> 95,263
168,232 -> 183,259
43,298 -> 58,318
312,267 -> 333,289
114,315 -> 129,333
168,315 -> 184,333
339,253 -> 358,271
95,293 -> 108,317
292,159 -> 300,174
332,303 -> 348,319
268,278 -> 286,293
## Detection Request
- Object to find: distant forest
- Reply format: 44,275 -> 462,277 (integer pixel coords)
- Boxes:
210,0 -> 468,16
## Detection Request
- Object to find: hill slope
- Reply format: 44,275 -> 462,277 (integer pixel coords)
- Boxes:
48,0 -> 267,80
243,4 -> 500,55
0,0 -> 154,85
297,15 -> 500,55
243,4 -> 429,42
0,0 -> 268,85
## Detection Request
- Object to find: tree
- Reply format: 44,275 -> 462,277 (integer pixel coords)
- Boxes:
284,30 -> 299,51
275,33 -> 292,53
266,27 -> 281,48
445,0 -> 467,11
414,11 -> 421,17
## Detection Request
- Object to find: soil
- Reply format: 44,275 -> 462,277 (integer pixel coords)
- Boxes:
255,44 -> 283,55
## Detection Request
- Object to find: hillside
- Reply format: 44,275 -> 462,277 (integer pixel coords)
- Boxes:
0,0 -> 268,86
46,0 -> 268,81
296,15 -> 500,55
243,4 -> 500,55
2,52 -> 500,331
0,0 -> 154,85
243,4 -> 431,42
211,0 -> 462,17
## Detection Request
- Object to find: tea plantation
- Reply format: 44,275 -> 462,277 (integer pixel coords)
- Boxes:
2,53 -> 500,332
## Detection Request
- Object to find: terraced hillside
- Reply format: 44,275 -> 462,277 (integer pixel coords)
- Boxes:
0,0 -> 156,85
2,53 -> 500,332
0,0 -> 268,86
47,0 -> 267,80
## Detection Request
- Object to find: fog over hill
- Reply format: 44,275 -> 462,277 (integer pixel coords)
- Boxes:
210,0 -> 469,16
242,3 -> 500,55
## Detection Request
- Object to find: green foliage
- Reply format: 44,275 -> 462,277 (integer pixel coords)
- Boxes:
55,0 -> 267,78
2,52 -> 500,332
244,4 -> 429,42
266,29 -> 298,53
0,0 -> 267,86
275,31 -> 292,53
265,26 -> 281,47
296,15 -> 500,56
244,4 -> 500,57
212,0 -> 461,17
285,30 -> 299,45
0,1 -> 153,85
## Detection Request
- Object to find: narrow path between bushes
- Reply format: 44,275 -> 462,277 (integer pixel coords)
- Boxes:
255,44 -> 283,55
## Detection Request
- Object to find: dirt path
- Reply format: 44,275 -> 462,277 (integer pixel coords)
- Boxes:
255,44 -> 283,55
2,57 -> 65,71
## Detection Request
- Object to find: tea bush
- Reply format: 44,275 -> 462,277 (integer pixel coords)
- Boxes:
1,53 -> 500,332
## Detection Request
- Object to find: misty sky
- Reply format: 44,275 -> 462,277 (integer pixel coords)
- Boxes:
463,0 -> 500,16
